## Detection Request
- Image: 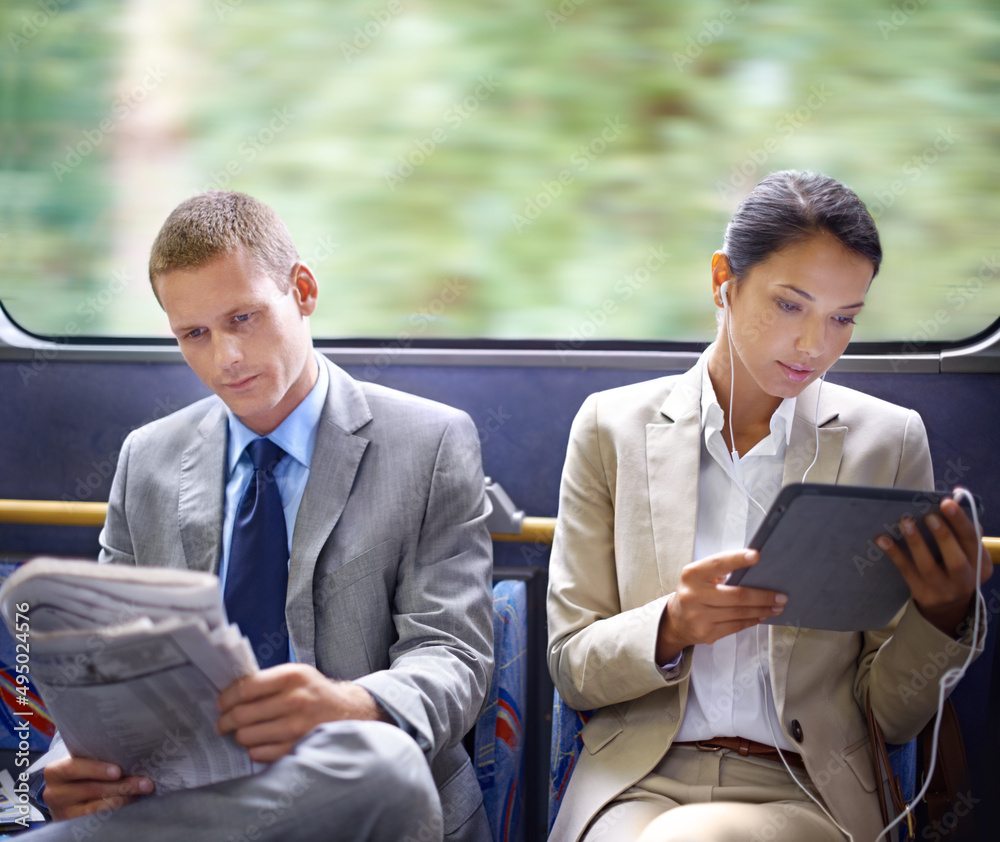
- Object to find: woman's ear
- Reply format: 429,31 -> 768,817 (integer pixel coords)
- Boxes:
711,252 -> 732,308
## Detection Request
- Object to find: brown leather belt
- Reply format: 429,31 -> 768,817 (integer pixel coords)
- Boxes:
674,737 -> 806,770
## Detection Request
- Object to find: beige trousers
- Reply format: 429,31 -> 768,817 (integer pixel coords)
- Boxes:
580,745 -> 849,842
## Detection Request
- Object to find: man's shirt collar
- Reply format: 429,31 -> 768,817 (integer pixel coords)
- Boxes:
226,352 -> 330,474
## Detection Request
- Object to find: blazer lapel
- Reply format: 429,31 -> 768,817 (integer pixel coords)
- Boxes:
286,357 -> 372,666
646,362 -> 703,595
782,378 -> 846,486
178,403 -> 227,574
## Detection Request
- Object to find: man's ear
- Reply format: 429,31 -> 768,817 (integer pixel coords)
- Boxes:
289,263 -> 318,316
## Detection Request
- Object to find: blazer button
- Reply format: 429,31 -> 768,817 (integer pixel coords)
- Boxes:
790,720 -> 804,742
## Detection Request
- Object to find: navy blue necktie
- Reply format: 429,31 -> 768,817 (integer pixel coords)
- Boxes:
224,437 -> 289,669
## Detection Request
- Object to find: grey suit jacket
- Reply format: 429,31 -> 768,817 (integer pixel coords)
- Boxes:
547,356 -> 984,842
97,355 -> 494,840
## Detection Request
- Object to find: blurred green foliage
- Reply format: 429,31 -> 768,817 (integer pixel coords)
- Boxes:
1,0 -> 998,343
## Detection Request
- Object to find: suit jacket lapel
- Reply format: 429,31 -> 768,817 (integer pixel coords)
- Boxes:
178,403 -> 227,574
286,357 -> 372,666
647,362 -> 703,595
782,378 -> 846,486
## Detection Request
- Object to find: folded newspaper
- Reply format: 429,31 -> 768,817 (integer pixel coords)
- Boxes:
0,558 -> 258,794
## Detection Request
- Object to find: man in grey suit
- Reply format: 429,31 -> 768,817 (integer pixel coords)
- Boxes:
26,191 -> 494,842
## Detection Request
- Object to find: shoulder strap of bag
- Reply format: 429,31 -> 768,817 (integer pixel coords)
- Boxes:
866,690 -> 914,841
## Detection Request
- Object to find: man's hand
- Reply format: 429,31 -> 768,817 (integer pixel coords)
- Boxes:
43,755 -> 153,821
216,663 -> 393,763
878,493 -> 993,637
655,549 -> 787,664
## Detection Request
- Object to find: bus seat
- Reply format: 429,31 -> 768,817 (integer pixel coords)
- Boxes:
548,690 -> 593,833
474,578 -> 528,842
0,561 -> 55,779
547,689 -> 916,841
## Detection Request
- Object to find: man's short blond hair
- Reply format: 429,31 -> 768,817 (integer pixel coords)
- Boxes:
149,191 -> 300,296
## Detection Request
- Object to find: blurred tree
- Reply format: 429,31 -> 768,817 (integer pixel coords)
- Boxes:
1,0 -> 997,343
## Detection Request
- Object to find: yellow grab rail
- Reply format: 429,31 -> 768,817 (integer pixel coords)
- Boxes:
1,500 -> 998,561
490,516 -> 556,544
0,499 -> 109,527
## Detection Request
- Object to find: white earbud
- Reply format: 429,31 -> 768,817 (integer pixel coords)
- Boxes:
720,280 -> 731,308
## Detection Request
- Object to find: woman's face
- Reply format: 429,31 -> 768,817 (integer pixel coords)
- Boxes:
715,232 -> 875,401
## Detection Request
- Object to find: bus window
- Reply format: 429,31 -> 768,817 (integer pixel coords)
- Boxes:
1,0 -> 997,347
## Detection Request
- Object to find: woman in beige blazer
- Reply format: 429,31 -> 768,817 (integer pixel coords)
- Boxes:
547,171 -> 990,842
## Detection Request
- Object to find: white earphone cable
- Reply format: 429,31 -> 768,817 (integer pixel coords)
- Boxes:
755,623 -> 856,841
719,279 -> 984,841
755,486 -> 984,842
721,281 -> 767,518
875,485 -> 984,842
800,372 -> 825,485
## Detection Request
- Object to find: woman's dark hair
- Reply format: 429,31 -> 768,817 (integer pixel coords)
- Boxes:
722,170 -> 882,281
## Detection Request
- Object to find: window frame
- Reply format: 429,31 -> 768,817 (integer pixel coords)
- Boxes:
2,299 -> 999,374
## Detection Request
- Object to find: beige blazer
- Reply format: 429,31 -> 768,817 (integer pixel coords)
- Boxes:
547,356 -> 982,842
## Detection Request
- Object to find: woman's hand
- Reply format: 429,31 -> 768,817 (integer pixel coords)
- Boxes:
877,493 -> 992,637
656,549 -> 787,663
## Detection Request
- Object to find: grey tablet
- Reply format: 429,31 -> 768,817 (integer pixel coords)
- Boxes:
727,483 -> 981,632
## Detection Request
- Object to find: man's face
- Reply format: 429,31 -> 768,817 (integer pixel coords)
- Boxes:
156,247 -> 318,435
